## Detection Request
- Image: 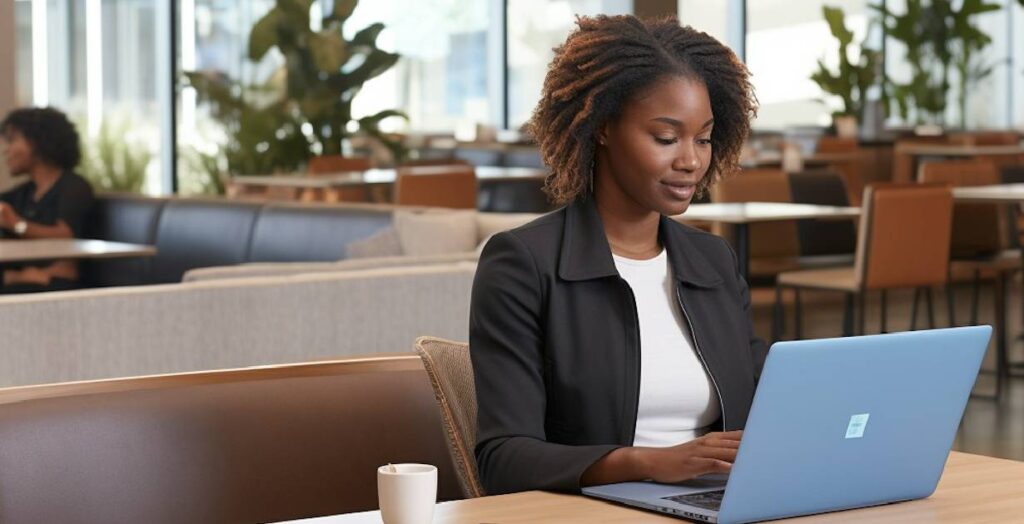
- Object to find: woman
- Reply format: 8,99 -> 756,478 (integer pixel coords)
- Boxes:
0,107 -> 95,292
470,15 -> 764,495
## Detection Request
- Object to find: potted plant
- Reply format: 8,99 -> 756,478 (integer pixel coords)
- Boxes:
183,0 -> 408,181
871,0 -> 1002,128
810,5 -> 883,137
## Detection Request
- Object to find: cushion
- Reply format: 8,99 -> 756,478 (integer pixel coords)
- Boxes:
345,227 -> 403,259
393,210 -> 478,256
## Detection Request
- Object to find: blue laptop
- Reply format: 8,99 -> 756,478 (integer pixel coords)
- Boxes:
583,326 -> 991,523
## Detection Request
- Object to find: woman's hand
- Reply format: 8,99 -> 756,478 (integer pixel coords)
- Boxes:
637,430 -> 743,483
582,430 -> 743,487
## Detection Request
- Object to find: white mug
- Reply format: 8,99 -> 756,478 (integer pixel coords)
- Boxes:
377,463 -> 437,524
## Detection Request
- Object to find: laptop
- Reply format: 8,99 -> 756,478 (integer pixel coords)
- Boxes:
583,326 -> 991,524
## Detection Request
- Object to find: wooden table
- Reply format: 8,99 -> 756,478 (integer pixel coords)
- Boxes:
0,239 -> 156,263
281,452 -> 1024,523
676,203 -> 861,280
742,151 -> 862,171
895,144 -> 1024,183
231,166 -> 548,190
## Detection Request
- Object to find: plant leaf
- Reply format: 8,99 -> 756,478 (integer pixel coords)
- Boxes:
248,8 -> 281,61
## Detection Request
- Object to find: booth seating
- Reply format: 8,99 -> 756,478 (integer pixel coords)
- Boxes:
0,355 -> 463,523
84,194 -> 397,286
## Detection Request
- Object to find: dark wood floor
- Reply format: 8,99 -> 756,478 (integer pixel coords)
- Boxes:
749,280 -> 1024,461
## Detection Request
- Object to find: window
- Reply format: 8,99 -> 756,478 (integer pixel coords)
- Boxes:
14,0 -> 162,193
506,0 -> 608,130
746,0 -> 873,130
346,0 -> 499,132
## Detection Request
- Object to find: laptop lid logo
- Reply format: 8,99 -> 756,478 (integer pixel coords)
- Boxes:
845,413 -> 870,439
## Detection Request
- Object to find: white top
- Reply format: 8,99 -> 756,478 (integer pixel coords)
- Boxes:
613,250 -> 721,448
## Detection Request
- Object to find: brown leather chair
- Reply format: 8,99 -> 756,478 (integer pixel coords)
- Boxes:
394,164 -> 478,209
0,356 -> 462,524
711,168 -> 801,280
814,136 -> 865,205
892,135 -> 952,184
775,184 -> 954,340
306,155 -> 376,203
414,337 -> 484,498
308,155 -> 375,173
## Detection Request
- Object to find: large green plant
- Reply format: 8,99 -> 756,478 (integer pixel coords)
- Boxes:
871,0 -> 1002,126
810,6 -> 883,121
183,70 -> 311,176
249,0 -> 408,160
183,0 -> 407,178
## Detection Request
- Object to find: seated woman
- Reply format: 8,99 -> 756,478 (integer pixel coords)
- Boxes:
0,107 -> 96,293
470,15 -> 764,495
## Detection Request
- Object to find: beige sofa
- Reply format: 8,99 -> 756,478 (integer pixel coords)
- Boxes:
0,263 -> 476,388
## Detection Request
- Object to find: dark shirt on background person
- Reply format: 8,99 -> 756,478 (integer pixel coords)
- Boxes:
0,172 -> 95,239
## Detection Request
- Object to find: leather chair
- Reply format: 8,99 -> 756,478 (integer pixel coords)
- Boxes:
305,155 -> 376,203
0,355 -> 462,523
787,170 -> 857,260
814,136 -> 864,205
308,155 -> 374,173
712,168 -> 801,281
892,135 -> 951,184
394,165 -> 478,209
775,184 -> 954,340
414,337 -> 484,499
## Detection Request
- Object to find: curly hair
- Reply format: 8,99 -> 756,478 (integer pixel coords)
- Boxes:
1,106 -> 82,171
529,15 -> 757,205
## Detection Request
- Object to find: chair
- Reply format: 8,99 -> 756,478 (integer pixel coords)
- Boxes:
394,164 -> 478,209
305,155 -> 375,203
787,170 -> 857,260
414,337 -> 485,498
892,135 -> 952,184
0,356 -> 463,523
775,184 -> 953,340
308,155 -> 374,173
712,168 -> 801,281
919,159 -> 1019,398
814,136 -> 864,205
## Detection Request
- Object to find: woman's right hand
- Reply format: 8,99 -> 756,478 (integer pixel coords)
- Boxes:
635,430 -> 743,483
581,430 -> 743,487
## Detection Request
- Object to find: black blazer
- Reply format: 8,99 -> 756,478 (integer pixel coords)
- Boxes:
469,197 -> 769,495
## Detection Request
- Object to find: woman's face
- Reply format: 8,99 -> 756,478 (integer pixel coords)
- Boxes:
596,75 -> 713,216
1,130 -> 35,175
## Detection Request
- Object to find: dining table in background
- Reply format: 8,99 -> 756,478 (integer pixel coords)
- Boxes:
0,239 -> 156,264
677,202 -> 861,280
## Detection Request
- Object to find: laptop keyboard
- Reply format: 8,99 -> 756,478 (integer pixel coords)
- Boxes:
663,490 -> 725,511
